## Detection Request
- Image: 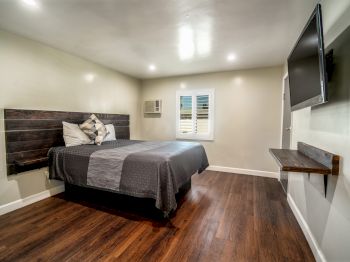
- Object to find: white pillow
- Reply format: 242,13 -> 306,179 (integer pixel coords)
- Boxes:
62,121 -> 93,147
103,124 -> 116,142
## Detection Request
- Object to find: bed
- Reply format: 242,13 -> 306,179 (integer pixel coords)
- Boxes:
4,109 -> 208,216
48,139 -> 208,215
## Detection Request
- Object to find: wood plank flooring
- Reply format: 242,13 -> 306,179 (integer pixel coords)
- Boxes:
0,171 -> 314,261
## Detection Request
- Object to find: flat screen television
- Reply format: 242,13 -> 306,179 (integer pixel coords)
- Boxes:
288,4 -> 328,111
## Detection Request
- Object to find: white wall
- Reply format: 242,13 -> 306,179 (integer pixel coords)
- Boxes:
0,30 -> 141,206
287,0 -> 350,261
141,67 -> 283,173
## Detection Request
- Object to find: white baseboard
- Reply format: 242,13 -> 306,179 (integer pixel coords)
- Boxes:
207,165 -> 279,179
287,193 -> 326,262
0,185 -> 65,216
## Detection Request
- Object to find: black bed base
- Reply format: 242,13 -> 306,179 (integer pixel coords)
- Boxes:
63,180 -> 191,219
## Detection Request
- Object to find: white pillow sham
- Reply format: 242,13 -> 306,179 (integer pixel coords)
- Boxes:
103,124 -> 117,142
62,121 -> 93,147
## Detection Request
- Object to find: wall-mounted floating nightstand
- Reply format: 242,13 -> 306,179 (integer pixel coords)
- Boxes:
269,142 -> 340,197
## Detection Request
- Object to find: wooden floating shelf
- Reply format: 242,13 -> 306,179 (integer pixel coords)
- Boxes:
14,157 -> 49,167
269,142 -> 340,197
269,149 -> 331,175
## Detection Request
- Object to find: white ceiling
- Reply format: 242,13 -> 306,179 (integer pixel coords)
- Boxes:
0,0 -> 318,79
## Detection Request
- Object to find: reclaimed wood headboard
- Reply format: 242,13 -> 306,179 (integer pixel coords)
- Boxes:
4,109 -> 130,175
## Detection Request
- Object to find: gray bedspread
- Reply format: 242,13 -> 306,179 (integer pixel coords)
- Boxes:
48,139 -> 209,214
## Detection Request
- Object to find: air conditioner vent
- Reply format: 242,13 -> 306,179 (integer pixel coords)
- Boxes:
144,100 -> 162,114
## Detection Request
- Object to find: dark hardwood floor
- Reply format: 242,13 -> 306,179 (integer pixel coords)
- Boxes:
0,171 -> 314,261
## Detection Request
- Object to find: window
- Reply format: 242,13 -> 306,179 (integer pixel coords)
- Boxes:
176,89 -> 214,140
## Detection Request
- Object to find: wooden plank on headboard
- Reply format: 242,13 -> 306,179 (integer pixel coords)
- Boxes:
5,109 -> 130,175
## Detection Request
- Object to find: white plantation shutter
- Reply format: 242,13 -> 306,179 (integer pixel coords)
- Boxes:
176,89 -> 214,140
196,95 -> 209,134
179,96 -> 193,134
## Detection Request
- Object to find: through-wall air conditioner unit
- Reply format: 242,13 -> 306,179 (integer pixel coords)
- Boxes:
144,100 -> 162,114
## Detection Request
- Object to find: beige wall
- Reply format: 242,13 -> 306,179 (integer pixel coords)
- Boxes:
287,0 -> 350,260
0,30 -> 141,206
141,67 -> 283,173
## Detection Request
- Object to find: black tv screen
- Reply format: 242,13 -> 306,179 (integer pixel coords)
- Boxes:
288,4 -> 327,111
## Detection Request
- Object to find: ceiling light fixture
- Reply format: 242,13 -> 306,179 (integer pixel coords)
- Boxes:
21,0 -> 40,9
227,53 -> 236,62
148,64 -> 157,71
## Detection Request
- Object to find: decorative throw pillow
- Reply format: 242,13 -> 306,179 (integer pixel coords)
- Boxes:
79,114 -> 108,145
62,121 -> 93,147
103,124 -> 117,142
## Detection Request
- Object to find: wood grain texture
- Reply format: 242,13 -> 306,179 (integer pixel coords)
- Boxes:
269,148 -> 333,175
297,142 -> 340,176
0,171 -> 315,262
4,109 -> 130,175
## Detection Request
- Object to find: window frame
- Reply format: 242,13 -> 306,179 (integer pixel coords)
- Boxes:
176,89 -> 215,141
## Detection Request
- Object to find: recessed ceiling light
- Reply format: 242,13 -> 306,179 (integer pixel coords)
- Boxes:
21,0 -> 40,9
148,64 -> 157,71
227,53 -> 236,62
